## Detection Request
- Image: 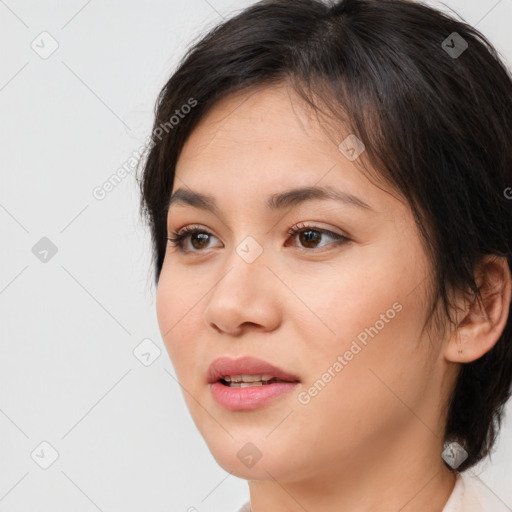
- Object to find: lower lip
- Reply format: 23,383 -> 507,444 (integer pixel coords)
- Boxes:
210,381 -> 299,411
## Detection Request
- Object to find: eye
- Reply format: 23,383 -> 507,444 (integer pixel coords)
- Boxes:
166,222 -> 350,254
167,225 -> 221,253
286,222 -> 350,250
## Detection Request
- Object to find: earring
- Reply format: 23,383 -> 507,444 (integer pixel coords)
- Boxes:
457,333 -> 463,354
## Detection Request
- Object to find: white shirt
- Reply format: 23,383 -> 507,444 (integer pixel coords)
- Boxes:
235,471 -> 511,512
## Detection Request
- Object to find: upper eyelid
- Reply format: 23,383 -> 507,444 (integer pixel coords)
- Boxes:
171,223 -> 345,238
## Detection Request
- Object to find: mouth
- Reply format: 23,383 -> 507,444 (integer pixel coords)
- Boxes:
218,374 -> 294,387
207,355 -> 301,385
207,356 -> 301,411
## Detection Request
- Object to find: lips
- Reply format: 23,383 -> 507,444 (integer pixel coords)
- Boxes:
207,356 -> 301,385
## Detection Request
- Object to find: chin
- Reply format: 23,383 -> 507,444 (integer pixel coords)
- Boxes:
202,431 -> 307,482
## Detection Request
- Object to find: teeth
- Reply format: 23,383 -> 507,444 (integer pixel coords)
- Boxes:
220,374 -> 284,387
227,381 -> 264,388
222,374 -> 274,383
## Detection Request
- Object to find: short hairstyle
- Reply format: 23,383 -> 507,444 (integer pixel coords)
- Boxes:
137,0 -> 512,471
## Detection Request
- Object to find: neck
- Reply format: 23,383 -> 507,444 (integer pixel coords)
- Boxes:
247,435 -> 457,512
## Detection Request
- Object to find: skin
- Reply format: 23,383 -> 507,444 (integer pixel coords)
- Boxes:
156,82 -> 511,512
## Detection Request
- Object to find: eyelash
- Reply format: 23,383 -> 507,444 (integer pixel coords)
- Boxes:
166,222 -> 350,254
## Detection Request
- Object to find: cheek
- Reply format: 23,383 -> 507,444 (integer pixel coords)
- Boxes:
297,250 -> 432,404
156,258 -> 202,333
290,261 -> 402,356
156,268 -> 203,378
314,235 -> 430,360
290,290 -> 433,465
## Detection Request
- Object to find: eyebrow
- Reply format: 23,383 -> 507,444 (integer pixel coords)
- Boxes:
167,185 -> 374,213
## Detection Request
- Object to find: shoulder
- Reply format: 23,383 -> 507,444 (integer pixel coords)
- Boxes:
234,473 -> 511,512
234,502 -> 251,512
444,470 -> 511,512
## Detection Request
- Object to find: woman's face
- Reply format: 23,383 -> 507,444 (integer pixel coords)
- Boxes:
156,83 -> 454,483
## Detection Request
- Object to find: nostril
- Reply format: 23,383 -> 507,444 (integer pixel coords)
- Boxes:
209,322 -> 223,334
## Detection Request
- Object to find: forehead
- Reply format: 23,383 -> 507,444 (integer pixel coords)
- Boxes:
179,83 -> 336,163
174,83 -> 400,214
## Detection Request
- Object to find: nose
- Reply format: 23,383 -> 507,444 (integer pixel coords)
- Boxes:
203,251 -> 282,336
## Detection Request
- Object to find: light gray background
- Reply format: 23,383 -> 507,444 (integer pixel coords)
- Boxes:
0,1 -> 511,511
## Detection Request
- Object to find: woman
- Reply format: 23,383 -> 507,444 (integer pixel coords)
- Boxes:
137,0 -> 512,510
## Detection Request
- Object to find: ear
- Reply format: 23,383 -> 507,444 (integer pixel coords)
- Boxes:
445,255 -> 512,363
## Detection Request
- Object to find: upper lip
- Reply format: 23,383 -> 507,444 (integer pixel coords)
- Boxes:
207,356 -> 301,384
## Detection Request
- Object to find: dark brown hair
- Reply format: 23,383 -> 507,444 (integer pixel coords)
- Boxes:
137,0 -> 512,471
